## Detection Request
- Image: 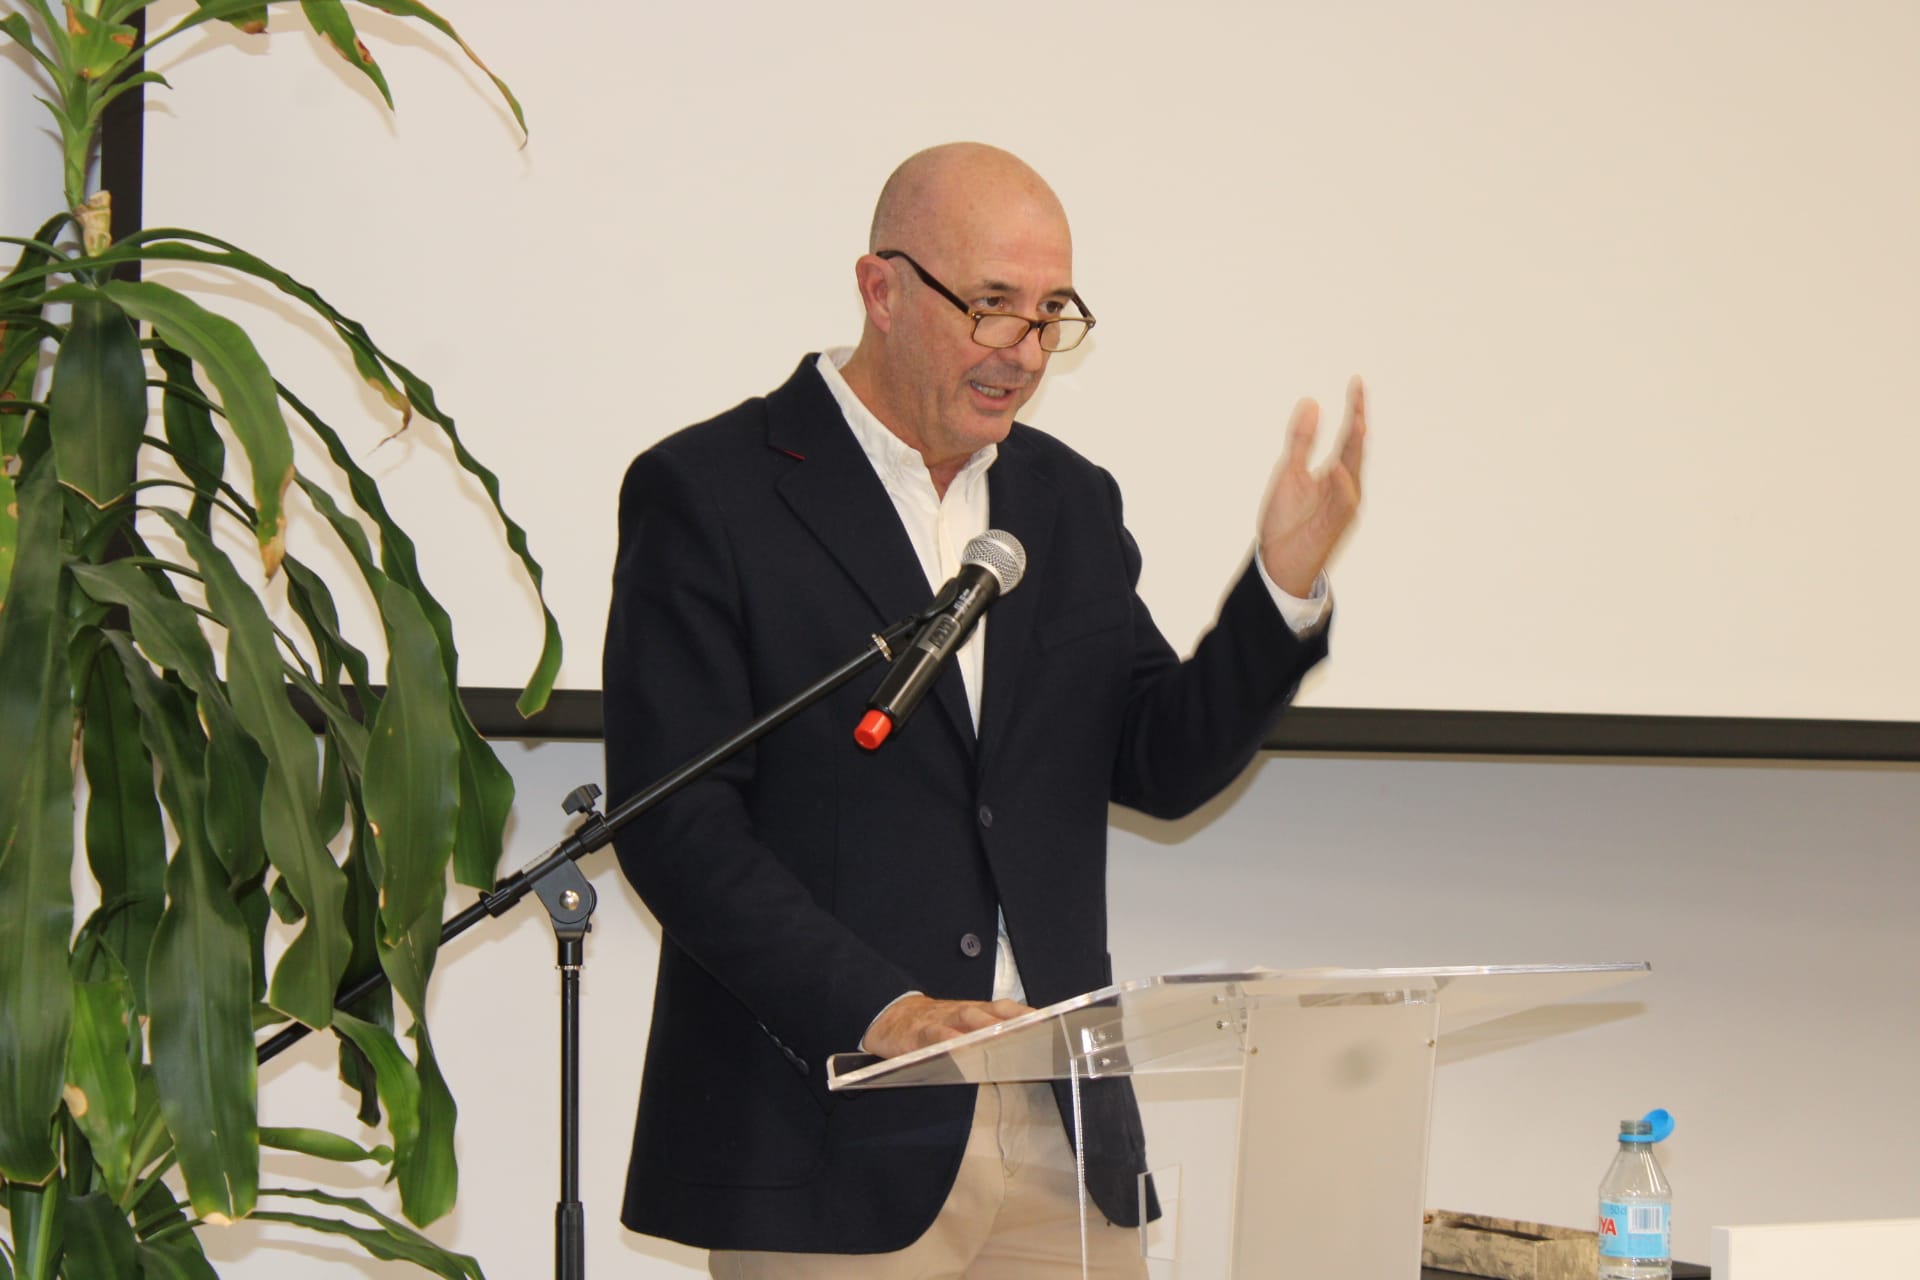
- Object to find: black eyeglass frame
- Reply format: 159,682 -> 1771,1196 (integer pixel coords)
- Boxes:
875,249 -> 1097,352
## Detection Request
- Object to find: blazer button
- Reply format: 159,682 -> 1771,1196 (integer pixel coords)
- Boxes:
977,805 -> 994,829
959,932 -> 983,958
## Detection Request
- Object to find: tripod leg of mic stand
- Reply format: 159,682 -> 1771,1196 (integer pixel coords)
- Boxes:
535,858 -> 596,1280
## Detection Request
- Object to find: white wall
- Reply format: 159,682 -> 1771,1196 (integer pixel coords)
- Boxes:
207,743 -> 1920,1277
137,0 -> 1920,720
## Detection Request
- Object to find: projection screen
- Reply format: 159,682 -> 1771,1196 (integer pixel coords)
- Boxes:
130,1 -> 1920,751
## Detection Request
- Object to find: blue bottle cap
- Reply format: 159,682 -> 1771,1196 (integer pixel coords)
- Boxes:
1621,1108 -> 1675,1143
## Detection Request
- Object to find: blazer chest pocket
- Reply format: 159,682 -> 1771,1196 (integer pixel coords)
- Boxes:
1036,596 -> 1129,652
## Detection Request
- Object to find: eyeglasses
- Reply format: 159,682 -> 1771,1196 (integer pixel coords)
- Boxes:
876,249 -> 1096,353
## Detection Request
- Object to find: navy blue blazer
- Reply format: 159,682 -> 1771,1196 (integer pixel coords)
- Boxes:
604,356 -> 1328,1253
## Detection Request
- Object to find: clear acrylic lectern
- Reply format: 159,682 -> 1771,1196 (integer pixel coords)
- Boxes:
829,963 -> 1649,1279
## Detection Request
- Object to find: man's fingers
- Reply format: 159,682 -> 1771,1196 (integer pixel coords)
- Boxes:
1339,380 -> 1367,499
1283,397 -> 1320,469
951,1000 -> 1030,1031
874,997 -> 1034,1057
1261,397 -> 1321,534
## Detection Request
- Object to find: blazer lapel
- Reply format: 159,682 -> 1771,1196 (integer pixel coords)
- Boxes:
978,426 -> 1057,771
767,358 -> 977,752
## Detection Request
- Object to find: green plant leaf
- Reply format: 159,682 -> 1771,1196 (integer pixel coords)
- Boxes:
362,577 -> 458,944
122,1067 -> 173,1208
330,1008 -> 419,1169
236,873 -> 272,1005
61,488 -> 132,572
272,649 -> 385,1124
64,952 -> 140,1197
444,726 -> 513,890
1,217 -> 68,435
192,0 -> 268,35
61,4 -> 139,80
47,292 -> 144,507
289,478 -> 465,939
335,808 -> 393,1127
3,1179 -> 61,1280
380,886 -> 457,1226
67,560 -> 268,885
1,474 -> 18,609
136,0 -> 521,143
57,1106 -> 94,1196
248,1208 -> 478,1278
0,469 -> 75,1183
266,873 -> 305,924
289,357 -> 557,720
0,318 -> 61,407
161,511 -> 350,1028
97,636 -> 210,880
57,1190 -> 139,1279
47,281 -> 292,576
90,69 -> 173,118
78,640 -> 166,1008
145,830 -> 259,1224
291,406 -> 517,890
281,553 -> 376,760
315,705 -> 354,842
259,1185 -> 483,1279
260,1125 -> 391,1166
129,1174 -> 189,1240
2,310 -> 59,415
128,1179 -> 219,1279
333,936 -> 452,1230
131,1242 -> 219,1280
65,564 -> 212,683
355,0 -> 521,137
93,232 -> 559,722
108,640 -> 258,1224
300,0 -> 393,107
93,234 -> 410,430
0,13 -> 58,79
157,670 -> 264,887
286,489 -> 458,1206
154,344 -> 225,536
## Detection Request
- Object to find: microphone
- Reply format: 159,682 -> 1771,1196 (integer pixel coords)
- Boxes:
855,530 -> 1027,750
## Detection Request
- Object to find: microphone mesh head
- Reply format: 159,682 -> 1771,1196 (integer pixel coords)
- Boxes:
962,530 -> 1027,593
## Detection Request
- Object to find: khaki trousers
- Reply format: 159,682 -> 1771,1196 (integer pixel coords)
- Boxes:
708,1082 -> 1148,1280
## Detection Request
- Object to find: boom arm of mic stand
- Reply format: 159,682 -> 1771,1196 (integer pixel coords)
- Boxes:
256,607 -> 930,1066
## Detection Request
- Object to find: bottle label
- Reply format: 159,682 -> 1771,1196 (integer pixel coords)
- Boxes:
1598,1200 -> 1669,1259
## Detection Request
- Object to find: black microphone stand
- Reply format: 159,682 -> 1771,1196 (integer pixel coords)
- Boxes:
257,607 -> 932,1280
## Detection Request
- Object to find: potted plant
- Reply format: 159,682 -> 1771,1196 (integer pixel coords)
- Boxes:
0,2 -> 558,1275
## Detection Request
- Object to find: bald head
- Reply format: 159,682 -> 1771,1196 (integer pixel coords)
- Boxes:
840,143 -> 1078,491
868,143 -> 1070,259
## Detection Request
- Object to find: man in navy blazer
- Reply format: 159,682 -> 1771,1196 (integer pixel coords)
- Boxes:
604,143 -> 1366,1274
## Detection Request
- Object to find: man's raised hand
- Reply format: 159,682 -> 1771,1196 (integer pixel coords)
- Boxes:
1257,376 -> 1368,598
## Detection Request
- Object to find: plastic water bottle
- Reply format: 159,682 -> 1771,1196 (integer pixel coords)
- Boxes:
1597,1108 -> 1673,1280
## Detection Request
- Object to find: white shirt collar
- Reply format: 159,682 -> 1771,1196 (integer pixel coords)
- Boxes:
815,348 -> 998,492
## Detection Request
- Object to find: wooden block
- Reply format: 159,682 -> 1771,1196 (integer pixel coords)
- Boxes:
1422,1210 -> 1600,1280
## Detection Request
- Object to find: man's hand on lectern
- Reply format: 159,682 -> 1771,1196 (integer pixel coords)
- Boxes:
862,994 -> 1035,1058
